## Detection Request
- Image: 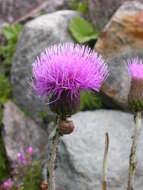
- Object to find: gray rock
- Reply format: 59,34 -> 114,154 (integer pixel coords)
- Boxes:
95,1 -> 143,110
0,0 -> 69,26
11,10 -> 79,125
43,0 -> 69,13
52,110 -> 143,190
88,0 -> 143,30
2,101 -> 48,163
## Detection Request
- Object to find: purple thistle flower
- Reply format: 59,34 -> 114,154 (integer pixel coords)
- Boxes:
32,43 -> 108,117
128,57 -> 143,79
32,43 -> 108,99
1,178 -> 13,190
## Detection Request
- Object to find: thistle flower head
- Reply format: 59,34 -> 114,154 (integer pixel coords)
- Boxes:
128,57 -> 143,79
128,57 -> 143,112
32,43 -> 108,116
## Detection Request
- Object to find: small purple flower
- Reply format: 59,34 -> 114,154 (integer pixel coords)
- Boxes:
26,146 -> 33,155
32,43 -> 108,100
17,152 -> 27,166
128,57 -> 143,79
1,178 -> 13,190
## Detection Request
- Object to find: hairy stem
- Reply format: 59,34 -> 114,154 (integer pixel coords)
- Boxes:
127,111 -> 142,190
48,128 -> 60,190
102,133 -> 109,190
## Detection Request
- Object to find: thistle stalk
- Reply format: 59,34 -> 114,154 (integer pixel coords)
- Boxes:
47,117 -> 74,190
127,111 -> 142,190
102,133 -> 109,190
48,126 -> 60,190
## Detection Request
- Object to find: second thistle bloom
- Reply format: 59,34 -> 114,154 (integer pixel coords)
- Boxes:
33,43 -> 108,117
128,57 -> 143,112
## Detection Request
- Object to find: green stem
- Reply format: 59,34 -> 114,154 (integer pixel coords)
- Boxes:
102,133 -> 109,190
127,111 -> 142,190
48,128 -> 60,190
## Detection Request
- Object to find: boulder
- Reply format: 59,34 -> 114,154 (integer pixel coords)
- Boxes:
0,0 -> 69,27
11,10 -> 79,125
88,0 -> 143,30
50,110 -> 143,190
2,101 -> 48,163
95,1 -> 143,110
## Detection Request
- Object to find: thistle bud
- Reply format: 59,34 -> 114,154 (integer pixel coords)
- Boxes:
58,120 -> 74,135
49,91 -> 80,118
128,57 -> 143,113
128,77 -> 143,112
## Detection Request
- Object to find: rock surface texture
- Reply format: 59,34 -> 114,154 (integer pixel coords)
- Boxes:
11,10 -> 79,125
95,1 -> 143,109
2,101 -> 48,163
88,0 -> 143,30
0,0 -> 69,27
53,110 -> 143,190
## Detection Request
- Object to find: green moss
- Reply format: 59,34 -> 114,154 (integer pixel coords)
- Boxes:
80,91 -> 102,111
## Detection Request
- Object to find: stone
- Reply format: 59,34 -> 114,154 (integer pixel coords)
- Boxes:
0,0 -> 69,27
88,0 -> 143,31
94,1 -> 143,110
51,110 -> 143,190
2,101 -> 48,163
11,10 -> 80,125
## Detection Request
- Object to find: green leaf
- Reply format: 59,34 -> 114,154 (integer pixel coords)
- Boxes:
2,24 -> 23,40
69,16 -> 99,43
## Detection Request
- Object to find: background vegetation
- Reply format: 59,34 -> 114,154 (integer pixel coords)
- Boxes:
0,24 -> 23,182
